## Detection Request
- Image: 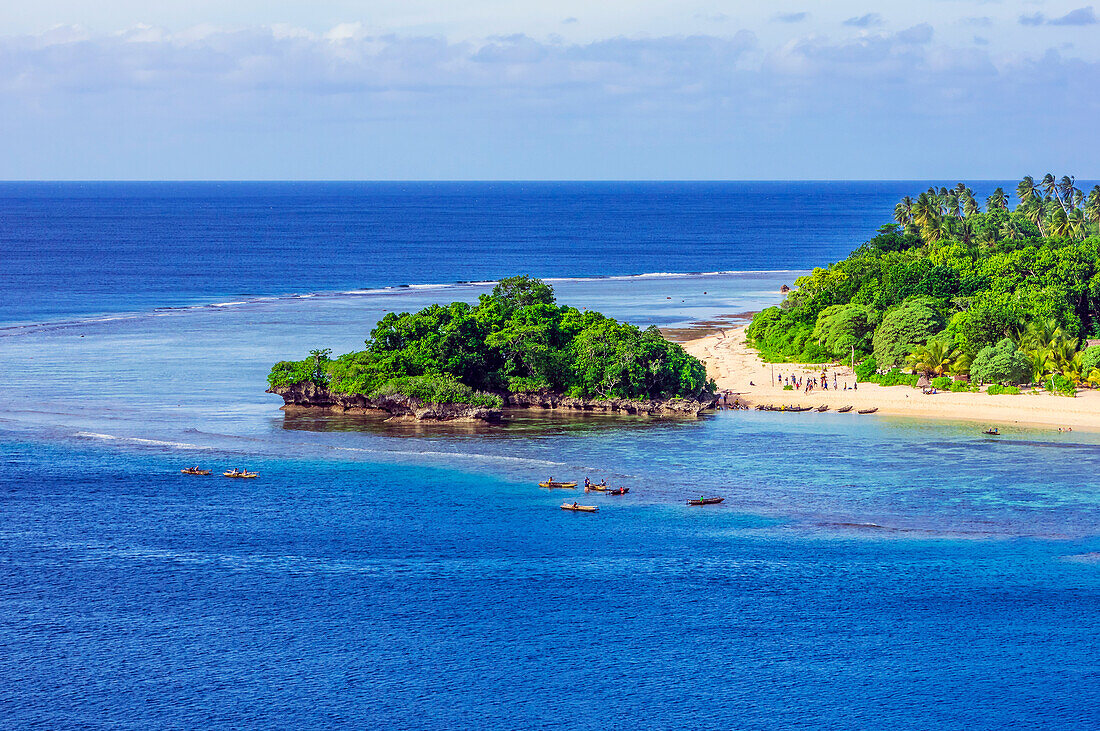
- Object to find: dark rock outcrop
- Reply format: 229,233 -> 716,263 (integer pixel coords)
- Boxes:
267,382 -> 502,422
502,389 -> 716,416
268,382 -> 717,422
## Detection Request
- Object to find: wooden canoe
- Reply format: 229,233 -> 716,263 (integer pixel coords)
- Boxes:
585,484 -> 608,492
224,471 -> 258,479
539,481 -> 577,489
561,503 -> 599,512
837,405 -> 853,413
857,407 -> 878,414
607,487 -> 630,495
816,405 -> 829,412
181,469 -> 211,475
687,497 -> 724,506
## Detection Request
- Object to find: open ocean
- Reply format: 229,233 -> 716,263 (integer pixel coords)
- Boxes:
1,183 -> 1098,729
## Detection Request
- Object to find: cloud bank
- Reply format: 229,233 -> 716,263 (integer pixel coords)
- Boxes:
1,23 -> 1098,178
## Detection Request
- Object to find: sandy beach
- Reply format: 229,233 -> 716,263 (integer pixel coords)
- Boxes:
681,326 -> 1100,430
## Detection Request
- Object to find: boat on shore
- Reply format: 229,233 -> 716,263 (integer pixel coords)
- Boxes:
816,405 -> 829,412
837,405 -> 853,413
539,481 -> 577,489
224,470 -> 258,479
181,467 -> 211,475
561,503 -> 598,513
983,428 -> 1000,435
687,497 -> 724,506
857,407 -> 878,414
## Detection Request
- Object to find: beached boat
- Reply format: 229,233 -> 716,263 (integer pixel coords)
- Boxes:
539,481 -> 577,489
561,503 -> 599,513
788,406 -> 813,412
224,470 -> 258,479
816,405 -> 829,412
836,405 -> 853,413
181,468 -> 211,475
607,487 -> 629,495
687,497 -> 724,506
857,407 -> 878,414
983,428 -> 1000,435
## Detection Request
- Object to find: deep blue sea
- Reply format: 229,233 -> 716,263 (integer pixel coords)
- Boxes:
1,183 -> 1098,729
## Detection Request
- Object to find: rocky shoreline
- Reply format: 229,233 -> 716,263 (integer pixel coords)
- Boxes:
268,383 -> 717,422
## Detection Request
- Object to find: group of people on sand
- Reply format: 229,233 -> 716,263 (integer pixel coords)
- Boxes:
777,370 -> 856,394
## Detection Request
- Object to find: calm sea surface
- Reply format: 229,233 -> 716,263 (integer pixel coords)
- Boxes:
1,183 -> 1097,729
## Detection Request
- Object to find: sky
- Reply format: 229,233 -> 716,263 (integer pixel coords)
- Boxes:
2,1 -> 1099,179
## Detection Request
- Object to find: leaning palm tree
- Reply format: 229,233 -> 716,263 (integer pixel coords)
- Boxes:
894,196 -> 914,227
1021,198 -> 1048,237
1058,175 -> 1078,210
987,187 -> 1009,211
906,341 -> 959,377
962,189 -> 980,217
945,191 -> 962,219
1041,173 -> 1058,198
1017,176 -> 1039,207
1086,186 -> 1100,235
1067,207 -> 1087,240
1047,206 -> 1070,238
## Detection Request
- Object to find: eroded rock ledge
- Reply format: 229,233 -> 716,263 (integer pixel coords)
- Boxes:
268,383 -> 716,422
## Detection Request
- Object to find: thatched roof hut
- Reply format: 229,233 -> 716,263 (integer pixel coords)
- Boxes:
916,375 -> 932,388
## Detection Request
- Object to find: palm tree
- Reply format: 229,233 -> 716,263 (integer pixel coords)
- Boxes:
962,188 -> 980,217
945,191 -> 962,219
1017,176 -> 1038,207
906,341 -> 959,377
951,351 -> 973,377
1047,206 -> 1070,238
894,196 -> 914,227
999,219 -> 1023,241
1025,348 -> 1054,383
1059,175 -> 1079,211
1021,198 -> 1048,237
958,218 -> 976,246
1041,173 -> 1057,199
1019,319 -> 1064,353
1049,336 -> 1080,373
987,187 -> 1009,211
1086,186 -> 1100,234
1061,351 -> 1086,386
1068,207 -> 1087,240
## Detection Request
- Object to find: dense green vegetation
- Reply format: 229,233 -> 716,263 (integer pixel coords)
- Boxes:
747,174 -> 1100,391
269,276 -> 714,406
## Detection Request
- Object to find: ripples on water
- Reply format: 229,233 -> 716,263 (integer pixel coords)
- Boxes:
2,184 -> 1099,727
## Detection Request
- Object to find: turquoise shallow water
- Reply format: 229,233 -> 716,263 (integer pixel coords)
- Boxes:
2,183 -> 1100,727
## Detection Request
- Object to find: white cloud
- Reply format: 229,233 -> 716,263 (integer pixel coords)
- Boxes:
1,22 -> 1099,178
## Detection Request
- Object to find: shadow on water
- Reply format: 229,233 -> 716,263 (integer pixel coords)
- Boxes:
277,408 -> 713,439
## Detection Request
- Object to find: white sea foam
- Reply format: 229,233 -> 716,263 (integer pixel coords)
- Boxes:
73,432 -> 212,450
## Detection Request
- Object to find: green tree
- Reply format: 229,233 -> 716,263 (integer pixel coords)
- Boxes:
811,303 -> 878,358
872,299 -> 945,369
970,338 -> 1032,385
